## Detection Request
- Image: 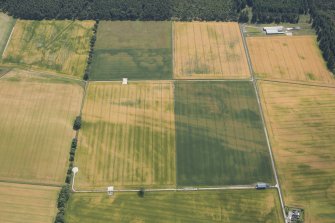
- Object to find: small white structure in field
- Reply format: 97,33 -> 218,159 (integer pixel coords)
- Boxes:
263,26 -> 285,35
122,78 -> 128,85
107,186 -> 114,196
72,167 -> 79,174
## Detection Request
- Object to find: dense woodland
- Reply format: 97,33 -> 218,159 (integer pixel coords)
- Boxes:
309,0 -> 335,73
0,0 -> 239,21
250,0 -> 308,23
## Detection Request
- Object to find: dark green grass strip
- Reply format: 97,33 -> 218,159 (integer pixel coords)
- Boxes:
175,81 -> 274,186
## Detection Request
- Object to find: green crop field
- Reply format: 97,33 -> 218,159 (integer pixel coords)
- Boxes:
0,182 -> 58,223
0,13 -> 15,58
90,21 -> 172,80
259,81 -> 335,223
2,20 -> 94,77
74,82 -> 175,189
175,81 -> 274,186
0,69 -> 84,185
66,190 -> 283,223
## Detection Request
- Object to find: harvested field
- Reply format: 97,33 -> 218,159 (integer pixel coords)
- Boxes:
0,69 -> 84,184
2,20 -> 94,77
66,190 -> 283,223
247,36 -> 334,83
175,81 -> 274,186
75,82 -> 175,189
173,22 -> 250,79
91,21 -> 172,80
0,182 -> 58,223
0,13 -> 15,57
258,81 -> 335,223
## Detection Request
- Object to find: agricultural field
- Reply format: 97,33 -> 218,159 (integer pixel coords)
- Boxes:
75,82 -> 175,189
65,190 -> 283,223
2,20 -> 94,77
0,13 -> 15,57
0,182 -> 58,223
174,22 -> 250,79
174,81 -> 274,186
90,21 -> 172,80
247,36 -> 334,83
258,81 -> 335,222
0,69 -> 84,185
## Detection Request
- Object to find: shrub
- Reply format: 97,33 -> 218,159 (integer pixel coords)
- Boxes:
73,116 -> 81,130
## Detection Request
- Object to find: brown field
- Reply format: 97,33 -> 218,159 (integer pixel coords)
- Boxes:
2,20 -> 94,77
247,36 -> 334,83
75,82 -> 176,189
173,22 -> 250,79
0,182 -> 58,223
0,69 -> 84,185
258,81 -> 335,222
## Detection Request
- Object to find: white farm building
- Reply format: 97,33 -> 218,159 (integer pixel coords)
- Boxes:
263,26 -> 285,35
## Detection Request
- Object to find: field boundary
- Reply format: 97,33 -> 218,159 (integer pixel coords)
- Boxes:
257,78 -> 335,89
90,79 -> 253,84
0,68 -> 12,79
0,179 -> 62,188
239,24 -> 287,222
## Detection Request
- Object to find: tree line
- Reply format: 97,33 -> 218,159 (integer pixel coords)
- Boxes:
309,0 -> 335,72
250,0 -> 308,23
0,0 -> 239,21
54,117 -> 82,223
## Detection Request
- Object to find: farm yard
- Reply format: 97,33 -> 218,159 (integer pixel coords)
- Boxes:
0,69 -> 84,185
174,22 -> 250,79
258,81 -> 335,222
247,36 -> 334,83
65,190 -> 283,223
0,182 -> 59,223
1,20 -> 94,77
0,4 -> 335,222
0,13 -> 15,57
174,81 -> 274,186
90,21 -> 172,80
75,82 -> 176,189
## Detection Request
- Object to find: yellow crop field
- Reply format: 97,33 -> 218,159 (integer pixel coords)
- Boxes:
75,82 -> 176,189
173,22 -> 250,79
0,69 -> 84,185
258,81 -> 335,222
2,20 -> 94,77
247,36 -> 334,83
0,182 -> 58,223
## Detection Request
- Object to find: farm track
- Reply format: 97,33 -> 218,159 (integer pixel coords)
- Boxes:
1,19 -> 16,58
72,170 -> 269,193
239,24 -> 287,222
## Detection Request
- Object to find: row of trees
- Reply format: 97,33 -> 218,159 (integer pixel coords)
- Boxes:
84,21 -> 98,81
309,0 -> 335,72
0,0 -> 239,21
54,117 -> 82,223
